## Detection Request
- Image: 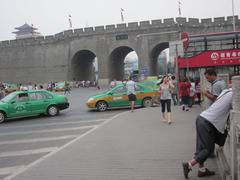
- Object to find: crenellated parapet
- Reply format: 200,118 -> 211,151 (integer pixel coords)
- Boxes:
0,16 -> 239,48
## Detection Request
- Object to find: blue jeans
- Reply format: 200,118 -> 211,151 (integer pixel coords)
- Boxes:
171,93 -> 178,105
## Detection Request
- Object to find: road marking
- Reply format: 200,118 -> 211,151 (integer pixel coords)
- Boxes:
0,125 -> 97,136
4,111 -> 128,180
0,119 -> 105,129
0,166 -> 25,176
0,147 -> 58,158
0,135 -> 79,145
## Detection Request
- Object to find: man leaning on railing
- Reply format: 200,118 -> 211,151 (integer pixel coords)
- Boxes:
182,85 -> 233,179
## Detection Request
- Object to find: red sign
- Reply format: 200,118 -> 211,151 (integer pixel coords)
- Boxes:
178,49 -> 240,69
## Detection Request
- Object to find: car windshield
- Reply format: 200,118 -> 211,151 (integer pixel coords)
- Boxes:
1,93 -> 16,103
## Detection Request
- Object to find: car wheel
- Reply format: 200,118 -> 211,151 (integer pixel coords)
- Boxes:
142,98 -> 153,108
96,101 -> 107,112
0,111 -> 5,123
47,105 -> 59,116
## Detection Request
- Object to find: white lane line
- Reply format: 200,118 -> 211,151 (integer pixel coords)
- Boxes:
4,111 -> 128,180
0,147 -> 58,158
0,166 -> 25,176
0,119 -> 105,129
0,135 -> 79,145
0,125 -> 97,136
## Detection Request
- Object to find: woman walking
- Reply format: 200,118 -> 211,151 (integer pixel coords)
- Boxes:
159,75 -> 174,124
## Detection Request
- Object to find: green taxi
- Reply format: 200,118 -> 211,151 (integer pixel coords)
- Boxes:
86,83 -> 158,111
0,90 -> 69,123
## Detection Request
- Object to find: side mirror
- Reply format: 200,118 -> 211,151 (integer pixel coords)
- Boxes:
10,100 -> 16,104
108,92 -> 113,95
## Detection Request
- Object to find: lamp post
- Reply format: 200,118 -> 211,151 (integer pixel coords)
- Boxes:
232,0 -> 236,32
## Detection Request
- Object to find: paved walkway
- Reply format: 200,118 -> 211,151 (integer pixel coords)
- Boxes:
7,106 -> 221,180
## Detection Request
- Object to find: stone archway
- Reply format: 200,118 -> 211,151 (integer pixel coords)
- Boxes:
71,50 -> 97,81
109,46 -> 138,81
150,42 -> 169,76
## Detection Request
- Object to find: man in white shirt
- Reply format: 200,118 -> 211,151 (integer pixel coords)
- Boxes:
182,88 -> 232,178
126,76 -> 137,112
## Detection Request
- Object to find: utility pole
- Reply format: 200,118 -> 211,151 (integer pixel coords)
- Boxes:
232,0 -> 236,32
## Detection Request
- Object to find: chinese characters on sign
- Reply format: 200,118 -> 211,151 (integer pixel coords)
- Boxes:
211,51 -> 240,61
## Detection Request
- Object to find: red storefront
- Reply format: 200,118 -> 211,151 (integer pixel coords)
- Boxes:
178,49 -> 240,82
179,49 -> 240,69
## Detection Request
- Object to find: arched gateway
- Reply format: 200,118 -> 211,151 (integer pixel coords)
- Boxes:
0,16 -> 239,85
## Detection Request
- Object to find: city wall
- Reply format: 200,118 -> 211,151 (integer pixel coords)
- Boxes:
0,16 -> 238,48
0,16 -> 239,84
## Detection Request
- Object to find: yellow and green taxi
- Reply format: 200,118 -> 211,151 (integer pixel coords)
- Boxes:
54,82 -> 65,92
4,83 -> 19,94
86,83 -> 158,111
140,80 -> 160,90
0,90 -> 69,123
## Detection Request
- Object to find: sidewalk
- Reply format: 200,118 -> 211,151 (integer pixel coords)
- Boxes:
7,106 -> 221,180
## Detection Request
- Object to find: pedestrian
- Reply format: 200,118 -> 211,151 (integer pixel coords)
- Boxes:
64,81 -> 71,95
27,82 -> 33,90
195,81 -> 201,105
182,88 -> 232,178
159,75 -> 174,124
34,84 -> 38,90
126,76 -> 137,112
110,79 -> 117,88
171,75 -> 178,105
179,77 -> 191,111
188,81 -> 196,108
0,82 -> 5,99
201,69 -> 227,158
202,69 -> 226,109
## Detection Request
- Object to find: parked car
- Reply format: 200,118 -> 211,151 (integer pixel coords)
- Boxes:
4,83 -> 18,94
0,90 -> 69,123
54,82 -> 66,92
86,83 -> 158,111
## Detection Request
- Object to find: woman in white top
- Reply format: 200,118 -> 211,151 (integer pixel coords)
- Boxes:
159,75 -> 174,124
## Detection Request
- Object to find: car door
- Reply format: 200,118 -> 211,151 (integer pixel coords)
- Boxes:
135,85 -> 146,105
109,86 -> 128,107
29,92 -> 52,114
8,92 -> 32,117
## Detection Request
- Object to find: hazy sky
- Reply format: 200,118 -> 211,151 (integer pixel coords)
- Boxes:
0,0 -> 239,41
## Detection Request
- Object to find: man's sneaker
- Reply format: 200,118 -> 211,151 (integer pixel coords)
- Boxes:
198,168 -> 215,177
182,162 -> 191,179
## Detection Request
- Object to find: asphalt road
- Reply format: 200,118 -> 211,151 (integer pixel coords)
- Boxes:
0,87 -> 126,180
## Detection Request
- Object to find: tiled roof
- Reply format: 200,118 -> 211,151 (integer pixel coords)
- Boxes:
15,23 -> 37,31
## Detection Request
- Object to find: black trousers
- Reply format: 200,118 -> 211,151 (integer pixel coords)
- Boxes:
195,115 -> 218,164
160,99 -> 171,112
